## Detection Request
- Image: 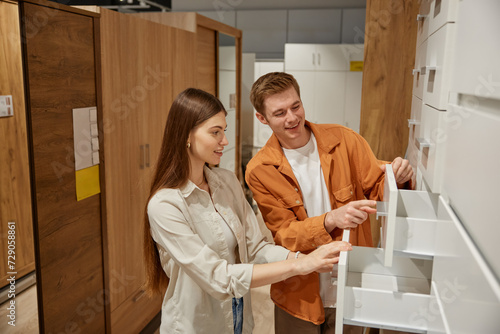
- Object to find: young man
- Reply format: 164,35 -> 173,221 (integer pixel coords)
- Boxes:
245,72 -> 413,334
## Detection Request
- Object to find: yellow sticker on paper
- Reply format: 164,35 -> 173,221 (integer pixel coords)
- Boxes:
75,165 -> 100,201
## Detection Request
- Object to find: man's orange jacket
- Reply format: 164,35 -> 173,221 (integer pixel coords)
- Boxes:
245,122 -> 386,325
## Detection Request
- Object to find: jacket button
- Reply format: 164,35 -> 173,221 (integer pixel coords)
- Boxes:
294,187 -> 299,192
295,200 -> 300,204
312,243 -> 316,247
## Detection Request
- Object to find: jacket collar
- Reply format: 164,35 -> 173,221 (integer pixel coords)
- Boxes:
259,121 -> 341,167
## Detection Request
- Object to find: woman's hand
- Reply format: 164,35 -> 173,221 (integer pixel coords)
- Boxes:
296,241 -> 352,275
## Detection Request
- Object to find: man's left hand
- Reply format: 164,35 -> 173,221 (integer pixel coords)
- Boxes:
380,157 -> 413,187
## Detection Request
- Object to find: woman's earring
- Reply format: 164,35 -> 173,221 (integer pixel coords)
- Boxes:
187,142 -> 191,148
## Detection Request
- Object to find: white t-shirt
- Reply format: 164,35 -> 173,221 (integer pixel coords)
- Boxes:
282,133 -> 337,308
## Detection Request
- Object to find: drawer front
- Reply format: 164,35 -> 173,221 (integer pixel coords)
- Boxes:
413,40 -> 428,99
422,23 -> 456,110
442,102 -> 500,281
408,95 -> 423,174
451,0 -> 500,100
415,0 -> 431,47
428,0 -> 459,37
418,104 -> 446,193
433,198 -> 500,334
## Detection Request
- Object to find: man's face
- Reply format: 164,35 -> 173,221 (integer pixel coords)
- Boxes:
256,86 -> 309,149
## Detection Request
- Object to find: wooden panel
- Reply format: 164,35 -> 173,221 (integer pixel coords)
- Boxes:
99,9 -> 165,332
0,0 -> 35,288
172,28 -> 196,97
136,11 -> 197,32
359,0 -> 419,161
197,25 -> 217,96
22,2 -> 105,332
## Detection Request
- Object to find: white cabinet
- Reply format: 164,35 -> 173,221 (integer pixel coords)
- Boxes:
285,44 -> 349,71
335,165 -> 500,333
252,61 -> 284,148
284,43 -> 363,131
355,1 -> 500,332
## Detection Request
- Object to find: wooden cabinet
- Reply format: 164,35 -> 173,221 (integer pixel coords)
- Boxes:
0,0 -> 35,288
135,12 -> 243,179
97,8 -> 180,333
18,0 -> 106,332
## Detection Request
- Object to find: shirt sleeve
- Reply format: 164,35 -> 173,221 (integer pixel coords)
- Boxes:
147,192 -> 253,300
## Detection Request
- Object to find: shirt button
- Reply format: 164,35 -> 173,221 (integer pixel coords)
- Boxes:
295,200 -> 300,204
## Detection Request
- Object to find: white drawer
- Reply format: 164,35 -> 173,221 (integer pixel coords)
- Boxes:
378,164 -> 443,266
422,23 -> 456,110
417,104 -> 446,193
450,0 -> 500,100
432,197 -> 500,333
428,0 -> 459,37
415,0 -> 431,47
412,40 -> 428,100
407,96 -> 423,174
336,245 -> 434,333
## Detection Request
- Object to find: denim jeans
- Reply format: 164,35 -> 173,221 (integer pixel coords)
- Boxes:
232,297 -> 244,334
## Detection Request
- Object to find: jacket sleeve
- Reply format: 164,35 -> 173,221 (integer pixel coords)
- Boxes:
245,165 -> 333,253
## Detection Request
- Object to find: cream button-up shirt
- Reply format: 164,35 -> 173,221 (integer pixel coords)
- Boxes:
148,166 -> 290,334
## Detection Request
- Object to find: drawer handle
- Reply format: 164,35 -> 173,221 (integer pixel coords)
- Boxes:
416,14 -> 427,22
420,66 -> 437,75
408,119 -> 420,127
412,68 -> 421,75
416,137 -> 431,150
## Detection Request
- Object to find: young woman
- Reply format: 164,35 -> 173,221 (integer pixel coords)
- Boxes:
144,88 -> 352,334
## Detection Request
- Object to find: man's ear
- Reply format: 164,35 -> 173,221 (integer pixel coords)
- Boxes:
255,112 -> 268,125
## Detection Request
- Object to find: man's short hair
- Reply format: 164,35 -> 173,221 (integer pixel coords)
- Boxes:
250,72 -> 301,115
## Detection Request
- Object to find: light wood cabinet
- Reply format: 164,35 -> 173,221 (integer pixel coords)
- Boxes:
98,8 -> 181,333
135,12 -> 243,180
0,0 -> 35,288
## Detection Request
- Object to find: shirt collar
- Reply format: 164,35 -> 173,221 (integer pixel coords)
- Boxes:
260,121 -> 341,167
180,165 -> 221,197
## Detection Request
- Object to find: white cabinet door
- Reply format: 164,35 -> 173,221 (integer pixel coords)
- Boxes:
315,71 -> 346,125
316,44 -> 349,71
344,72 -> 363,132
287,70 -> 316,122
284,44 -> 317,71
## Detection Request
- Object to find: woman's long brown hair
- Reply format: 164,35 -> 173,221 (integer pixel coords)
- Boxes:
143,88 -> 226,295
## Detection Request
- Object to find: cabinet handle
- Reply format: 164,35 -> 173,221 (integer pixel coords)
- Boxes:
412,68 -> 421,75
420,66 -> 436,75
416,14 -> 427,22
408,119 -> 420,127
140,145 -> 144,169
145,144 -> 150,167
318,53 -> 321,66
416,137 -> 431,150
133,289 -> 146,302
312,53 -> 315,65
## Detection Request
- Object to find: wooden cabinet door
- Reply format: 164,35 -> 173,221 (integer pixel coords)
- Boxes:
21,2 -> 106,332
197,25 -> 217,96
0,0 -> 35,288
99,9 -> 165,333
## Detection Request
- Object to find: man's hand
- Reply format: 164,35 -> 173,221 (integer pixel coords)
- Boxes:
380,157 -> 414,187
324,200 -> 377,233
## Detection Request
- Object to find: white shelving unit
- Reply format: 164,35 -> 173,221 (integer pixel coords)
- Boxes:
336,1 -> 500,332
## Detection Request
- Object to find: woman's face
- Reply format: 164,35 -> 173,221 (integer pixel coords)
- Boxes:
188,111 -> 228,167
